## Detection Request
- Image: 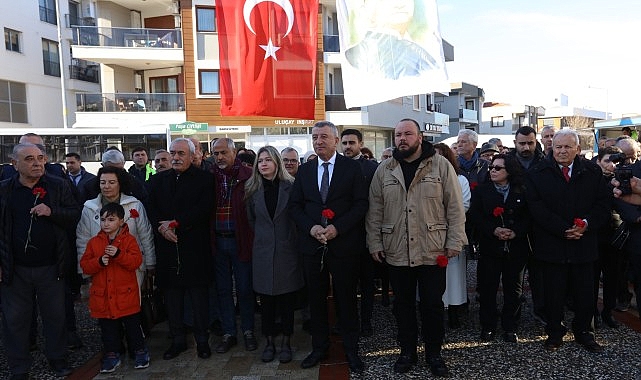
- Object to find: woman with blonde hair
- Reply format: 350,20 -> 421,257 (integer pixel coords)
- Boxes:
245,146 -> 304,363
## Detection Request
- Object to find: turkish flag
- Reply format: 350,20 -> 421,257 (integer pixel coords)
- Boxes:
215,0 -> 319,119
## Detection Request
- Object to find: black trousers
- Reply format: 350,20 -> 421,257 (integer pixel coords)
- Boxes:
260,291 -> 296,337
99,313 -> 145,354
478,253 -> 527,332
540,260 -> 595,341
358,249 -> 375,328
594,241 -> 619,314
388,264 -> 446,358
164,285 -> 209,345
303,250 -> 359,353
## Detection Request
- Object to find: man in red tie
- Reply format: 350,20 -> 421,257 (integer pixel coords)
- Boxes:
525,129 -> 610,353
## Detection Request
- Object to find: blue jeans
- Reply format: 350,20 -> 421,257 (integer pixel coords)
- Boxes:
215,236 -> 254,336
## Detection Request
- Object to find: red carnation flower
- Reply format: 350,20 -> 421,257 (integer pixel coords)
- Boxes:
32,187 -> 47,199
129,209 -> 140,219
469,181 -> 478,191
321,208 -> 335,220
492,207 -> 505,217
436,255 -> 448,268
168,221 -> 179,229
574,218 -> 586,228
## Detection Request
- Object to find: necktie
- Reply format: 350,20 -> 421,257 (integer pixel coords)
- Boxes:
320,162 -> 330,204
70,174 -> 80,186
562,166 -> 570,182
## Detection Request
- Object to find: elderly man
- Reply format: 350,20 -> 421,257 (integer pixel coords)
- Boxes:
289,121 -> 368,374
281,147 -> 300,177
456,129 -> 488,185
380,147 -> 393,161
0,143 -> 81,379
1,134 -> 66,181
210,138 -> 256,353
540,126 -> 557,155
128,146 -> 155,183
153,149 -> 172,172
367,119 -> 466,376
147,138 -> 214,360
526,129 -> 610,353
188,137 -> 215,172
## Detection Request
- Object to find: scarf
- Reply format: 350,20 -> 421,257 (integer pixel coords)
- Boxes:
458,151 -> 480,171
494,183 -> 510,202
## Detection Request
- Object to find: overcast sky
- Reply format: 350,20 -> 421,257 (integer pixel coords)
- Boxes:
437,0 -> 640,118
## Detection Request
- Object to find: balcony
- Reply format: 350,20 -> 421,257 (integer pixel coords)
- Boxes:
325,94 -> 361,111
76,93 -> 185,113
458,108 -> 478,123
65,14 -> 96,28
323,35 -> 339,53
69,62 -> 99,83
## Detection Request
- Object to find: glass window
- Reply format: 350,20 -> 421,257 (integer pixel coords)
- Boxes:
196,7 -> 216,32
412,95 -> 420,110
491,116 -> 504,128
4,28 -> 21,52
199,70 -> 219,95
42,39 -> 60,77
39,0 -> 57,24
0,80 -> 28,123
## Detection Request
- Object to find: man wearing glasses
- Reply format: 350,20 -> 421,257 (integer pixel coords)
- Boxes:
281,147 -> 301,177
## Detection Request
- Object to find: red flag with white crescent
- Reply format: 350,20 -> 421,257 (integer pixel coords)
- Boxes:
215,0 -> 319,118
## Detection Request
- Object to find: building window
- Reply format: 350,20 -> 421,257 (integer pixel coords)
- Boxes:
425,93 -> 432,112
196,7 -> 216,32
465,99 -> 475,110
42,39 -> 60,77
39,0 -> 57,25
491,116 -> 504,128
0,80 -> 28,123
412,95 -> 420,110
4,28 -> 21,53
199,70 -> 219,95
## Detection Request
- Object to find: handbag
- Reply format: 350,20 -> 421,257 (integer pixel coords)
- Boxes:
140,274 -> 166,335
611,222 -> 630,250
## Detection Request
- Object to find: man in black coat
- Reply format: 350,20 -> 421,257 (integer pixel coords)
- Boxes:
526,129 -> 610,353
289,121 -> 369,374
147,138 -> 214,360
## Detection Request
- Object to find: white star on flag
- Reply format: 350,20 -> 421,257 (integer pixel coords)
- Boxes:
259,38 -> 281,60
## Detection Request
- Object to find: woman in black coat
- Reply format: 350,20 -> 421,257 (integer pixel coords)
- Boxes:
469,154 -> 530,343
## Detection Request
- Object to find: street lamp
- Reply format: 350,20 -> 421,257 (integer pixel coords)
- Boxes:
588,85 -> 609,120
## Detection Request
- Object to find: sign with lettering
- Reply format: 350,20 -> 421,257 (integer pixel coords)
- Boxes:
169,121 -> 208,134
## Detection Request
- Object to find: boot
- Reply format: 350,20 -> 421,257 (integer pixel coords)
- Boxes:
261,336 -> 275,362
279,335 -> 292,363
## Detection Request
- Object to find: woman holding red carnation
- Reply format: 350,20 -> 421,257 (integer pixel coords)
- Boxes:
469,154 -> 531,343
245,146 -> 304,363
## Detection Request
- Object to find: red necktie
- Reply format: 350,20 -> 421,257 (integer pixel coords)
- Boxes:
562,166 -> 570,182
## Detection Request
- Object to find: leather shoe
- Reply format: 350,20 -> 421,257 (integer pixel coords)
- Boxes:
601,312 -> 619,329
502,331 -> 518,343
243,331 -> 258,351
345,351 -> 364,374
163,344 -> 187,360
393,352 -> 417,373
49,359 -> 72,377
197,343 -> 212,359
301,350 -> 327,369
215,334 -> 237,353
580,339 -> 604,353
480,329 -> 495,342
426,355 -> 449,377
544,337 -> 563,352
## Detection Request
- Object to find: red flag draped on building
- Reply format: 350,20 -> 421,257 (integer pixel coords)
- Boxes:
215,0 -> 318,119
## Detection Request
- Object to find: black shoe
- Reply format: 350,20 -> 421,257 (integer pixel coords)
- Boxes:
426,355 -> 449,377
345,351 -> 364,374
10,374 -> 28,380
197,343 -> 212,359
544,337 -> 563,352
279,337 -> 292,363
301,350 -> 327,369
215,334 -> 237,354
579,339 -> 604,353
163,343 -> 187,360
615,300 -> 630,312
210,319 -> 224,337
261,341 -> 276,362
49,359 -> 72,377
393,352 -> 417,374
243,330 -> 258,351
502,331 -> 518,343
480,329 -> 495,342
601,312 -> 619,328
360,325 -> 373,338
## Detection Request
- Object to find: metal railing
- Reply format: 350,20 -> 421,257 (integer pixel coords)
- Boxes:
76,92 -> 186,112
65,14 -> 96,28
71,26 -> 182,48
69,64 -> 99,83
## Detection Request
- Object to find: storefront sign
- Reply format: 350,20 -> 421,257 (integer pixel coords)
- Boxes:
169,121 -> 208,134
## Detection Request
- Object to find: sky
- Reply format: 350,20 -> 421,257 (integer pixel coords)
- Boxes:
437,0 -> 641,118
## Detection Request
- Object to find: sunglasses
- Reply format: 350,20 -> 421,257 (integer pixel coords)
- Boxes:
489,165 -> 506,171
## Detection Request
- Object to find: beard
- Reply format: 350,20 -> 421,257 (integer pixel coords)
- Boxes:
395,143 -> 419,159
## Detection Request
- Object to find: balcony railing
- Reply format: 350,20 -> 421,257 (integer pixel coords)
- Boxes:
76,93 -> 185,112
65,14 -> 96,28
459,108 -> 478,121
71,26 -> 182,48
325,94 -> 361,111
69,64 -> 99,83
323,35 -> 339,52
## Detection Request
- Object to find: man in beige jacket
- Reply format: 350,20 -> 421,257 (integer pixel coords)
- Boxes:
367,119 -> 466,377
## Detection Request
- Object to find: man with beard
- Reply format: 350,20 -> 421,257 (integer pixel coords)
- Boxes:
367,119 -> 466,376
509,126 -> 545,170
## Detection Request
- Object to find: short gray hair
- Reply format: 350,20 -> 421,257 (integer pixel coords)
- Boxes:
313,120 -> 338,137
541,125 -> 557,134
553,128 -> 579,145
457,129 -> 478,144
213,137 -> 235,151
171,138 -> 196,154
11,143 -> 41,159
281,147 -> 299,158
102,149 -> 125,164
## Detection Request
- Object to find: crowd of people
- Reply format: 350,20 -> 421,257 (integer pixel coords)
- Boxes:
0,121 -> 639,379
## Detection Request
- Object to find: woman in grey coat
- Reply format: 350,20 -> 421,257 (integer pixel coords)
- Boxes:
245,146 -> 304,364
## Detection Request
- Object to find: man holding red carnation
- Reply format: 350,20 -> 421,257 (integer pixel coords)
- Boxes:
525,128 -> 611,353
366,119 -> 466,377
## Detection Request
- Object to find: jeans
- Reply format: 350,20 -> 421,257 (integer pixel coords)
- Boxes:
215,236 -> 254,336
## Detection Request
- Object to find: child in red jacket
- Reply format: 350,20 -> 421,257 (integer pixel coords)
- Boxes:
80,202 -> 150,372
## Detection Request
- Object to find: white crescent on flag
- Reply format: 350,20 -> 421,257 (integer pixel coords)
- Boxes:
243,0 -> 295,37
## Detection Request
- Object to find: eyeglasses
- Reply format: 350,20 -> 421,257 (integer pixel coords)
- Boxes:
489,165 -> 506,171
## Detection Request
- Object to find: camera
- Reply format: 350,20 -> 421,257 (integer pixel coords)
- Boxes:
609,152 -> 632,195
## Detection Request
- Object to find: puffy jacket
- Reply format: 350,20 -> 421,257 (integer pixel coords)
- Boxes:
80,223 -> 142,319
76,194 -> 155,275
366,141 -> 467,266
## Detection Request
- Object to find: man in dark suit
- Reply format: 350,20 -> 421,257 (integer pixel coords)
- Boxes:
64,153 -> 96,203
147,138 -> 214,360
526,129 -> 610,353
289,121 -> 369,374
